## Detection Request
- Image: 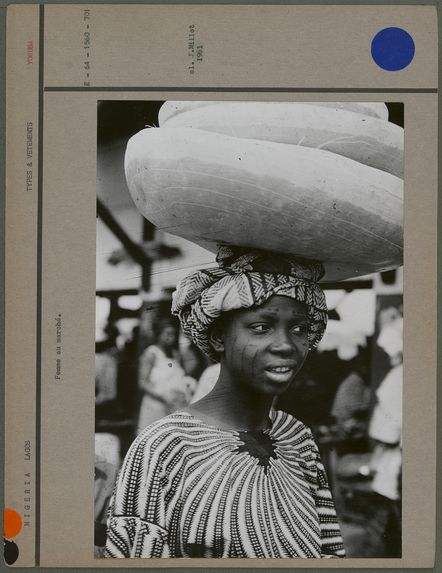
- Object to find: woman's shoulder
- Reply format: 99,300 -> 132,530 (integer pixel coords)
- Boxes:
271,411 -> 323,470
146,344 -> 163,356
121,412 -> 229,481
139,344 -> 162,364
119,415 -> 188,474
130,412 -> 212,453
136,410 -> 190,434
271,410 -> 317,446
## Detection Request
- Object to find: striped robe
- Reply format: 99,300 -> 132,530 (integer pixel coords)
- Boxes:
104,410 -> 345,558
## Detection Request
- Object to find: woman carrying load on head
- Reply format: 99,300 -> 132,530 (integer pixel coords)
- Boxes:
104,245 -> 346,559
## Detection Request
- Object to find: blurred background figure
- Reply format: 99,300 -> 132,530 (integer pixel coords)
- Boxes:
94,454 -> 118,557
95,324 -> 122,470
95,324 -> 119,416
331,347 -> 372,445
137,318 -> 196,433
365,314 -> 403,557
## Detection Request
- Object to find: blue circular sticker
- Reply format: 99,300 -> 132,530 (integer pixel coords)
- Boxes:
371,27 -> 415,71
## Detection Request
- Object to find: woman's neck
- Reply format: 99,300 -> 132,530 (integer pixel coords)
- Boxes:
187,371 -> 275,431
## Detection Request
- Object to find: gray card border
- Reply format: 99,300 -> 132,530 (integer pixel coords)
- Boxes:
0,1 -> 440,571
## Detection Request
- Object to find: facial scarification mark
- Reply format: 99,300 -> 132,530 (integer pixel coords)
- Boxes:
235,342 -> 244,368
230,334 -> 238,353
250,346 -> 259,369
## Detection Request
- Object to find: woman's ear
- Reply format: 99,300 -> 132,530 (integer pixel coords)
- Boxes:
208,324 -> 225,354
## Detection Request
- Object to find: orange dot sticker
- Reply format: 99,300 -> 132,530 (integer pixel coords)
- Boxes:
3,509 -> 22,539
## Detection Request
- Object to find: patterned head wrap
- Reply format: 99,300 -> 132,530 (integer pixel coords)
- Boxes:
172,246 -> 328,361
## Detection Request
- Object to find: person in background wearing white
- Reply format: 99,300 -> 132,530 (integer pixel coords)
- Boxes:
366,314 -> 403,557
137,318 -> 196,433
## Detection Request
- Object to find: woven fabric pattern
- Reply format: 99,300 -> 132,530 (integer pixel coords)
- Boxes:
104,410 -> 345,558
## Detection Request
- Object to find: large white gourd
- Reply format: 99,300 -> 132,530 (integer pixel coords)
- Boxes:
159,102 -> 403,177
125,127 -> 403,281
158,101 -> 390,124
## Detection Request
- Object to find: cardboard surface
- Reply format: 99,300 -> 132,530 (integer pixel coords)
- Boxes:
4,4 -> 438,568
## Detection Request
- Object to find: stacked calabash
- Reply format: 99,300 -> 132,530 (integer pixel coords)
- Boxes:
124,101 -> 403,281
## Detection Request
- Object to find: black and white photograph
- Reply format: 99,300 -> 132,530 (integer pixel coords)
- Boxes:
94,100 -> 404,560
